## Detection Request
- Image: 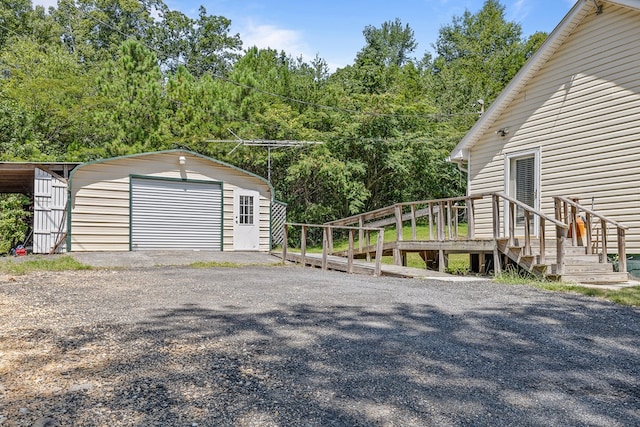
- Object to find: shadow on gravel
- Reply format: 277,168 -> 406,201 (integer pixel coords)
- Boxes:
5,301 -> 640,426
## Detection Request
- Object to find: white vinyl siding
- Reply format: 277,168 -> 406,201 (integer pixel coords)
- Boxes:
131,177 -> 222,250
468,4 -> 640,253
70,152 -> 272,252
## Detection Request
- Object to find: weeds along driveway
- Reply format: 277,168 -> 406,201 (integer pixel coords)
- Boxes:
1,265 -> 639,426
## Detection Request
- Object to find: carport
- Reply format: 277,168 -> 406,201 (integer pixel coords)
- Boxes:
0,162 -> 80,253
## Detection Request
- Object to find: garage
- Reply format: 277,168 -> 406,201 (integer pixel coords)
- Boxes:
130,176 -> 223,250
67,150 -> 274,252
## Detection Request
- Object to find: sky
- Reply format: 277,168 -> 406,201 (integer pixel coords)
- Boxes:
33,0 -> 577,71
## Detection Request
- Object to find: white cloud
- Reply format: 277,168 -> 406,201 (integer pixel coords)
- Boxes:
240,19 -> 311,59
31,0 -> 58,9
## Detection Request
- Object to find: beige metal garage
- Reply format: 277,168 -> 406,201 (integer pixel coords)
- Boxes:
67,150 -> 274,252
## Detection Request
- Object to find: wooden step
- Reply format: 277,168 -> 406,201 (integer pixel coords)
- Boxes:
560,263 -> 613,274
557,272 -> 630,284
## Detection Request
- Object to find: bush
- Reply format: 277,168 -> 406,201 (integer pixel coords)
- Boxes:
0,194 -> 31,254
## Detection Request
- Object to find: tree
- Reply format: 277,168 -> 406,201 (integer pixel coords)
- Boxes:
356,18 -> 417,68
90,39 -> 166,157
429,0 -> 546,127
0,194 -> 31,254
0,37 -> 96,158
149,5 -> 242,76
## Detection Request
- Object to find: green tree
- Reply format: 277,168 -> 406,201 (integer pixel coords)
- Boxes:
0,37 -> 95,158
0,194 -> 31,254
429,0 -> 546,127
356,18 -> 417,68
149,5 -> 242,76
90,39 -> 166,157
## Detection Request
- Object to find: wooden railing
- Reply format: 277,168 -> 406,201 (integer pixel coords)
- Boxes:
554,196 -> 628,273
282,223 -> 385,276
491,193 -> 569,274
326,195 -> 481,243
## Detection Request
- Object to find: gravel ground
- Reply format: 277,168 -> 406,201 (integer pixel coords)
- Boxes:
1,264 -> 639,426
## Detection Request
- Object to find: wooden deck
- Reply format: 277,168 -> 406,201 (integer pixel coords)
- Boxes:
279,192 -> 631,284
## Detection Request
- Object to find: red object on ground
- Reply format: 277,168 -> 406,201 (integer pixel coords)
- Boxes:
15,247 -> 26,256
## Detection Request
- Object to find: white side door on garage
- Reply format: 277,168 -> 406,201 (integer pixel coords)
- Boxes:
233,189 -> 260,251
131,177 -> 222,250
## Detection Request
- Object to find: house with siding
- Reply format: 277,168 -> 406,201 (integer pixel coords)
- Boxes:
448,0 -> 640,277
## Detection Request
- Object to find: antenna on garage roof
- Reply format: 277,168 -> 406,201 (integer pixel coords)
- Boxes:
207,129 -> 324,182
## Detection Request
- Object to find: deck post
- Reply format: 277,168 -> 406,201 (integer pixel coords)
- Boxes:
411,204 -> 417,240
282,223 -> 288,261
618,227 -> 627,273
358,216 -> 364,251
467,198 -> 475,239
366,230 -> 371,262
439,249 -> 446,273
322,226 -> 329,271
539,218 -> 546,265
375,229 -> 384,276
493,248 -> 502,275
570,204 -> 578,246
394,204 -> 403,265
438,202 -> 446,241
300,225 -> 307,267
492,194 -> 500,238
556,225 -> 566,275
327,226 -> 334,254
428,202 -> 434,240
508,202 -> 515,246
347,229 -> 354,274
524,210 -> 531,256
601,219 -> 608,263
447,200 -> 453,239
584,213 -> 592,254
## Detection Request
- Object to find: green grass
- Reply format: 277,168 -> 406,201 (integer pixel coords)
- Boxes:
0,255 -> 92,275
188,261 -> 283,268
494,265 -> 640,307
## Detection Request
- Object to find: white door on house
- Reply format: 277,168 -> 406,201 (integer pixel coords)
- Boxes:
506,151 -> 540,236
234,189 -> 260,250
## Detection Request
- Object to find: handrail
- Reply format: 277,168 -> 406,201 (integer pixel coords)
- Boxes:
281,222 -> 385,276
325,195 -> 480,226
490,192 -> 569,273
554,196 -> 628,230
553,196 -> 628,273
490,193 -> 568,229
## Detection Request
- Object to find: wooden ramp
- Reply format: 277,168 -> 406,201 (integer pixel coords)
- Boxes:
274,251 -> 454,279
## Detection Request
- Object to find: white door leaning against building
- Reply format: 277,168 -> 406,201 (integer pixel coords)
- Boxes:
233,189 -> 260,250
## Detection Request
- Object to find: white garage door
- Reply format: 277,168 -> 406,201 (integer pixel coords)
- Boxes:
131,177 -> 222,250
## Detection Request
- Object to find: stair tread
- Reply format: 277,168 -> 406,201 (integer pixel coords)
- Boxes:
558,272 -> 629,284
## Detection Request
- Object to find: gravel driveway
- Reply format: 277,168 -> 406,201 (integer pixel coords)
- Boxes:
1,264 -> 639,426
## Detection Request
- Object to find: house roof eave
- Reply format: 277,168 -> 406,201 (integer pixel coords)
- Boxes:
448,0 -> 613,160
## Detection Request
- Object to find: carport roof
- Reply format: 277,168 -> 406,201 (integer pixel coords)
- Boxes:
0,162 -> 81,194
